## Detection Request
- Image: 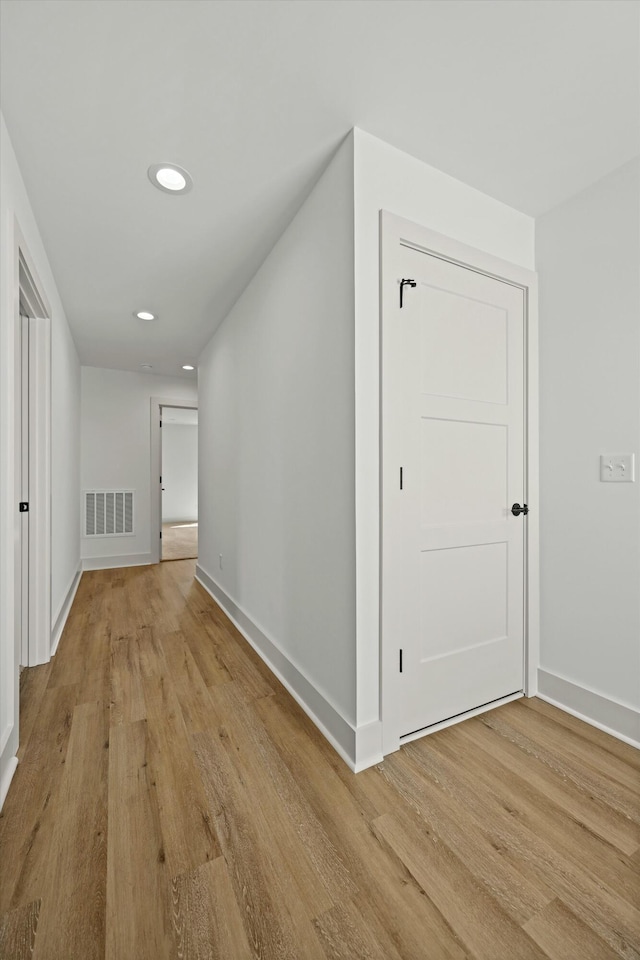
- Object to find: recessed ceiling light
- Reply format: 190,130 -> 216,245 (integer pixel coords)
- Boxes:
182,364 -> 195,371
148,163 -> 193,195
140,363 -> 153,370
135,310 -> 156,321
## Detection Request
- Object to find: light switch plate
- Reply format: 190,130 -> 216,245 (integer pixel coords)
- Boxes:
600,453 -> 635,482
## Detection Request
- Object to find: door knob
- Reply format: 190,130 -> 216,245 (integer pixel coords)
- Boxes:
511,503 -> 529,516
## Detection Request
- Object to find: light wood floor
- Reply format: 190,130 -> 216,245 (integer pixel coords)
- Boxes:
161,521 -> 198,561
1,561 -> 639,960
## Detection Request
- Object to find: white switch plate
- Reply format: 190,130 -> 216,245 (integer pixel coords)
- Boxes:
600,453 -> 635,482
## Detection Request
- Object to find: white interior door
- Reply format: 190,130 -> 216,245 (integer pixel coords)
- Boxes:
383,240 -> 527,745
15,313 -> 29,668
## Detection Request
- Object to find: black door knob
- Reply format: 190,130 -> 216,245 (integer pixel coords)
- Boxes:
511,503 -> 529,516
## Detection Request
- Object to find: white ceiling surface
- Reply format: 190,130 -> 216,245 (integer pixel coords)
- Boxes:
162,407 -> 198,426
1,1 -> 638,377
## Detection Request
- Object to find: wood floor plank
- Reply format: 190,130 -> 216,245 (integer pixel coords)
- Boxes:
377,749 -> 555,925
511,699 -> 640,794
3,560 -> 638,960
107,570 -> 153,642
460,712 -> 639,856
0,899 -> 40,960
32,700 -> 108,960
255,693 -> 471,960
183,582 -> 275,699
161,600 -> 232,689
313,898 -> 404,960
170,858 -> 253,960
158,629 -> 225,734
0,683 -> 78,915
106,720 -> 174,960
17,665 -> 51,761
139,631 -> 220,877
205,682 -> 356,910
520,697 -> 640,771
483,705 -> 640,826
413,726 -> 640,958
109,633 -> 147,726
408,727 -> 640,910
523,899 -> 623,960
372,811 -> 549,960
192,729 -> 327,960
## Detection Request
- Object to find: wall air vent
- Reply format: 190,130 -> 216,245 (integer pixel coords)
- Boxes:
84,490 -> 134,537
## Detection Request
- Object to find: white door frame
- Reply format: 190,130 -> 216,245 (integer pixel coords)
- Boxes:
380,211 -> 539,756
150,397 -> 198,564
15,223 -> 52,669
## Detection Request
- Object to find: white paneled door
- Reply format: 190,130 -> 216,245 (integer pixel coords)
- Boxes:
382,229 -> 528,748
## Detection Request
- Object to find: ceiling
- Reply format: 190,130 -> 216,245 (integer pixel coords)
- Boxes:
1,0 -> 638,377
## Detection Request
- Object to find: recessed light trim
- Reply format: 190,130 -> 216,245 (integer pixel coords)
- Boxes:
135,310 -> 156,321
182,364 -> 195,371
148,162 -> 193,195
140,363 -> 153,370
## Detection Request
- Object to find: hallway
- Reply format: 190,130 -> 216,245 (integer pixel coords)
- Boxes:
1,561 -> 639,959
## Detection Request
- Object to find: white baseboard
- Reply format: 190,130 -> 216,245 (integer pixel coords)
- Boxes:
195,563 -> 375,771
538,668 -> 640,749
50,566 -> 82,656
354,720 -> 384,772
0,756 -> 18,811
82,553 -> 153,571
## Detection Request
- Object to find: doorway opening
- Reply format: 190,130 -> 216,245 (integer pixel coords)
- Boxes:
160,405 -> 198,561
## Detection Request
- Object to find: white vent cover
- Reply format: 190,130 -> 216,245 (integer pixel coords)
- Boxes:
84,490 -> 134,537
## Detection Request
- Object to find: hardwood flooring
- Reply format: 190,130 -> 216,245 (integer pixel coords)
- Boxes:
1,560 -> 638,959
162,521 -> 198,561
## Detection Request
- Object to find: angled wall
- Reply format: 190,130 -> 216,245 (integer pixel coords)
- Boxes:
197,134 -> 357,764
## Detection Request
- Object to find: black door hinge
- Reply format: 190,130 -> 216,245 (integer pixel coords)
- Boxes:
19,502 -> 29,513
160,531 -> 162,539
400,467 -> 403,490
400,278 -> 416,308
399,649 -> 403,673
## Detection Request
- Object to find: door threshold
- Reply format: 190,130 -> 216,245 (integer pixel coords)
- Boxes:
399,690 -> 523,745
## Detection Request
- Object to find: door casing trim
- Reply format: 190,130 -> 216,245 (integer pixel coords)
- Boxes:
380,211 -> 539,757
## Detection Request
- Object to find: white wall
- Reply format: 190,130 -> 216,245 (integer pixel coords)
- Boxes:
162,423 -> 198,522
0,112 -> 81,805
197,128 -> 536,769
536,159 -> 640,743
353,129 -> 535,742
81,367 -> 197,566
197,135 -> 356,749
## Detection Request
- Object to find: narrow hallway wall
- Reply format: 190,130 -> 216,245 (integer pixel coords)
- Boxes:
0,112 -> 81,805
197,135 -> 357,760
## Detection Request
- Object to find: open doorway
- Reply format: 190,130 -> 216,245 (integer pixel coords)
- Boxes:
161,406 -> 198,561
